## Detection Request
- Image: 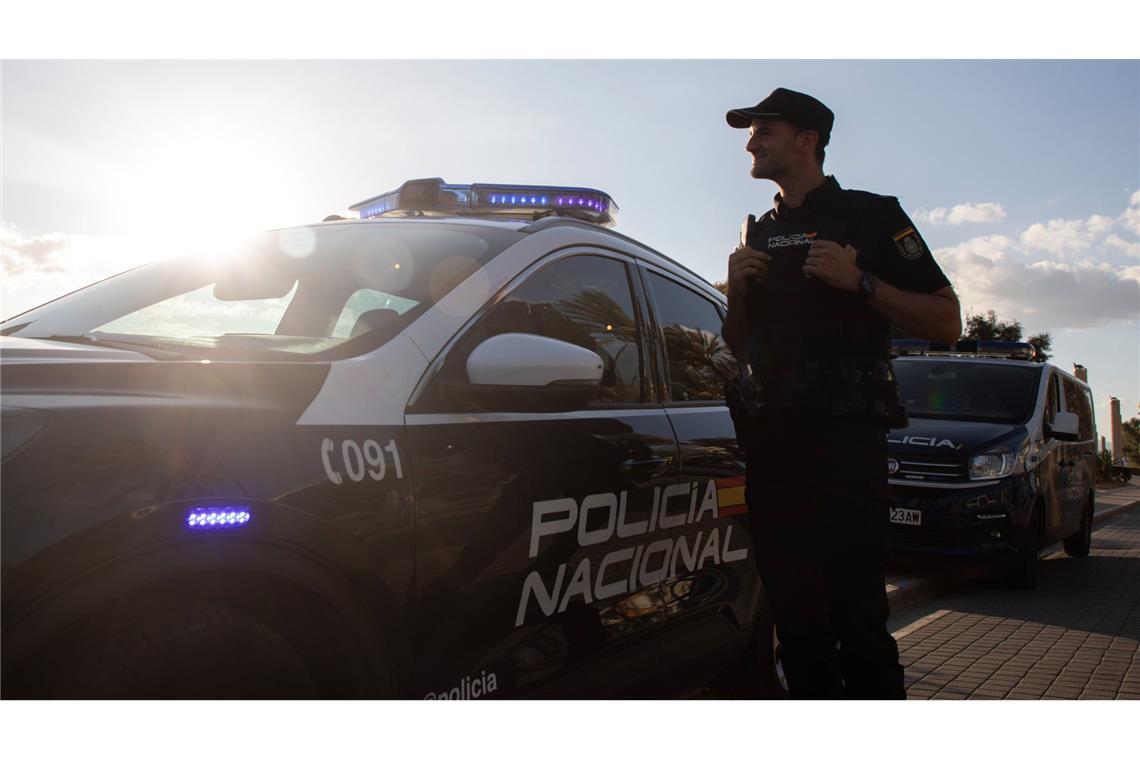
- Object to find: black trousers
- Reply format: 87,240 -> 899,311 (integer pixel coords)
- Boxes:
744,411 -> 906,699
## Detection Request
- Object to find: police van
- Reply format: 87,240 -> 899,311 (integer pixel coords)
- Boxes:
886,340 -> 1097,588
0,179 -> 782,698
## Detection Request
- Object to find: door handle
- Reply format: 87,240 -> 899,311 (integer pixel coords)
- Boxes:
622,457 -> 671,482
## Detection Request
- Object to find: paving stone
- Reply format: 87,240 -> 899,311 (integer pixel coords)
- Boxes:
897,509 -> 1140,701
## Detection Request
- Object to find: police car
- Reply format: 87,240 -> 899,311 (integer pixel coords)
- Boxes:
0,179 -> 782,698
886,340 -> 1097,588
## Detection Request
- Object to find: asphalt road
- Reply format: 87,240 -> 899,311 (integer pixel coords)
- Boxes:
884,483 -> 1140,613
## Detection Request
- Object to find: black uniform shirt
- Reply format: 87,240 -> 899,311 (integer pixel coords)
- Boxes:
744,176 -> 950,375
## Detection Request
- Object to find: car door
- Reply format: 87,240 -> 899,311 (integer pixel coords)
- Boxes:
1059,376 -> 1095,536
637,263 -> 760,692
1039,370 -> 1068,538
406,250 -> 679,698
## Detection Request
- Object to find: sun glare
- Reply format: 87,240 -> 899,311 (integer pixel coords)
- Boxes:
107,125 -> 303,264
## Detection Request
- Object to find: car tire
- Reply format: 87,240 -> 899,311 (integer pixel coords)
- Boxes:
712,588 -> 787,699
1005,505 -> 1043,589
1063,495 -> 1094,558
30,598 -> 318,698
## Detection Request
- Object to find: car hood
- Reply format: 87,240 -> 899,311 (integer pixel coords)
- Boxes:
887,416 -> 1026,455
0,335 -> 330,413
0,335 -> 156,364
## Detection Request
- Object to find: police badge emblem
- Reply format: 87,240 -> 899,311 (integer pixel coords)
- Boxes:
892,227 -> 923,260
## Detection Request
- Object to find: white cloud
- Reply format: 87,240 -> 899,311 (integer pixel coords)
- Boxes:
0,224 -> 167,319
1105,234 -> 1140,259
1019,217 -> 1103,255
933,190 -> 1140,331
1014,195 -> 1140,260
914,202 -> 1007,225
1121,190 -> 1140,237
0,224 -> 79,275
938,228 -> 1140,330
1087,214 -> 1115,236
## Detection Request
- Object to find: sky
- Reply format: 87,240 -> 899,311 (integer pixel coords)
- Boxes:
2,59 -> 1138,437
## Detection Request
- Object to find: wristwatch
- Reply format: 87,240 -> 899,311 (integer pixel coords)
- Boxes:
858,271 -> 881,300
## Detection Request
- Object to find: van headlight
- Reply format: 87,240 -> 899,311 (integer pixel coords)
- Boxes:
969,451 -> 1016,480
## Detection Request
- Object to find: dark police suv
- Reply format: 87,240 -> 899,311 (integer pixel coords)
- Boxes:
886,340 -> 1097,588
1,179 -> 781,698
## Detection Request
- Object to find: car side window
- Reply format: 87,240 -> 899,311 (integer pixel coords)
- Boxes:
330,288 -> 418,339
1062,377 -> 1093,441
1085,389 -> 1096,439
453,254 -> 644,405
644,270 -> 735,402
1045,373 -> 1060,422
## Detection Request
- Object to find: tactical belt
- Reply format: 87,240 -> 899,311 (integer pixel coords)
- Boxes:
725,359 -> 908,449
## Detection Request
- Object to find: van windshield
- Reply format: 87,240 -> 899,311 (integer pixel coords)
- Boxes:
2,222 -> 523,360
894,360 -> 1041,424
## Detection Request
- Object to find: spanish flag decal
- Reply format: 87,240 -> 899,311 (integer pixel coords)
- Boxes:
716,476 -> 748,517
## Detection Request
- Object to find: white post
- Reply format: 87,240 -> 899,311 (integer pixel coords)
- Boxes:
1109,397 -> 1123,462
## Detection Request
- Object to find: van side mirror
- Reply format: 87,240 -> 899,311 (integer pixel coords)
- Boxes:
444,332 -> 604,412
1046,411 -> 1080,442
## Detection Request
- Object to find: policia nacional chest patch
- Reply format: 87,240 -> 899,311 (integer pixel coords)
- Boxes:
892,227 -> 924,260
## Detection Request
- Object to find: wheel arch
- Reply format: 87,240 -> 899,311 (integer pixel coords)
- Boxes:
2,499 -> 409,696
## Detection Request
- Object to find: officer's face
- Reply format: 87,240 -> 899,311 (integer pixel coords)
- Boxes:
746,118 -> 805,180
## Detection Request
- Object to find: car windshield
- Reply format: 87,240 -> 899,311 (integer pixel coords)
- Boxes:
894,359 -> 1041,424
2,222 -> 524,360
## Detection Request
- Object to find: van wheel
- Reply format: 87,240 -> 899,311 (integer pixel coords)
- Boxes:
714,588 -> 787,698
30,598 -> 317,698
1063,495 -> 1094,558
1005,506 -> 1042,589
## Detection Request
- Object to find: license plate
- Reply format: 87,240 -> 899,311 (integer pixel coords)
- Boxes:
890,507 -> 922,526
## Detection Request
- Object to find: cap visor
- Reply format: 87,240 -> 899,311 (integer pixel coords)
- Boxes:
726,108 -> 782,128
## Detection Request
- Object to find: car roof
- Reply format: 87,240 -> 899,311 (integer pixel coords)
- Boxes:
895,354 -> 1089,389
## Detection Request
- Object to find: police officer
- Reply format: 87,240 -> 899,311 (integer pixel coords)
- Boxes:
722,87 -> 962,699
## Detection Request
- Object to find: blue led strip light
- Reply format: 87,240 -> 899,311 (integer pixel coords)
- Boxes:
348,179 -> 618,227
186,506 -> 252,530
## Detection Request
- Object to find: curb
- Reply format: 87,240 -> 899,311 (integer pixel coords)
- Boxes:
1092,498 -> 1140,526
886,497 -> 1140,616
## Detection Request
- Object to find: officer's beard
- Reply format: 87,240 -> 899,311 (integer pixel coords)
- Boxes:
751,155 -> 787,182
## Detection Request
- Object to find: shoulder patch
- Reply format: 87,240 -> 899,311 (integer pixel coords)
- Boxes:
892,227 -> 923,260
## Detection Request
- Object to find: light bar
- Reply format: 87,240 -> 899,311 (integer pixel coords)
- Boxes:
186,506 -> 252,530
349,178 -> 619,227
969,341 -> 1037,360
891,339 -> 935,356
892,339 -> 1038,362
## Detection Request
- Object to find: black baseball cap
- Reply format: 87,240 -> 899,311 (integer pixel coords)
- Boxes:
726,87 -> 834,146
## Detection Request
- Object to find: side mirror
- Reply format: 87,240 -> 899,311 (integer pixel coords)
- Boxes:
1046,411 -> 1080,442
448,333 -> 603,412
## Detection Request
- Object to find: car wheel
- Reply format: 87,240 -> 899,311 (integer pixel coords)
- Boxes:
1005,505 -> 1043,589
1063,495 -> 1094,558
28,598 -> 318,698
712,588 -> 787,699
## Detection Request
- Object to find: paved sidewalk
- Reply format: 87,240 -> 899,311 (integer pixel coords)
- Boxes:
894,509 -> 1140,699
1095,483 -> 1140,516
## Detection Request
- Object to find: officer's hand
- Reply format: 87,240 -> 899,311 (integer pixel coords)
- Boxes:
728,245 -> 771,296
804,240 -> 860,291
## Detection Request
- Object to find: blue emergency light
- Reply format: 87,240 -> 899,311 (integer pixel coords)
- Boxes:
186,506 -> 252,530
349,178 -> 619,227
